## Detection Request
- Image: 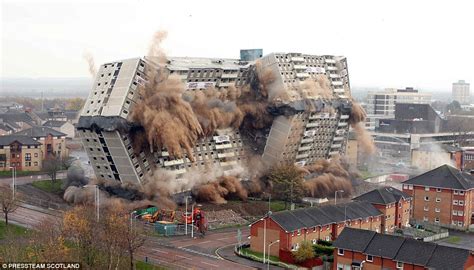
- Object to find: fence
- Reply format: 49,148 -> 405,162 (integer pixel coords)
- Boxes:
18,197 -> 70,212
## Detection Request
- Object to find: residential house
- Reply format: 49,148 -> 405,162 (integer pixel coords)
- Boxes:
353,187 -> 412,233
402,165 -> 474,230
249,201 -> 382,258
0,135 -> 42,171
411,144 -> 464,171
333,227 -> 474,270
14,126 -> 68,159
42,120 -> 75,138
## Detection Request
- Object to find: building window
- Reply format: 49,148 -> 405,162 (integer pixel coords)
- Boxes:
459,200 -> 464,206
425,186 -> 430,191
458,211 -> 464,216
424,206 -> 429,211
454,190 -> 459,195
337,249 -> 344,256
366,255 -> 373,262
436,188 -> 441,192
435,208 -> 440,213
453,200 -> 458,205
453,210 -> 458,216
458,221 -> 464,227
459,190 -> 465,195
436,197 -> 441,202
25,153 -> 31,161
297,229 -> 301,235
423,216 -> 428,222
435,217 -> 440,223
396,262 -> 403,269
34,153 -> 38,158
424,196 -> 429,201
34,162 -> 38,166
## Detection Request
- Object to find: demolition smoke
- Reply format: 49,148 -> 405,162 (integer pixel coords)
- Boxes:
349,101 -> 376,154
83,51 -> 97,77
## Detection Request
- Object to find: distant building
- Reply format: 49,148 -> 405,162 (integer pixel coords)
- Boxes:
0,102 -> 23,112
402,165 -> 474,230
0,135 -> 42,171
452,80 -> 470,105
411,144 -> 464,170
0,110 -> 40,134
249,201 -> 382,258
14,126 -> 68,160
464,147 -> 474,172
36,109 -> 80,125
42,120 -> 75,138
353,187 -> 412,233
365,87 -> 431,130
333,227 -> 474,270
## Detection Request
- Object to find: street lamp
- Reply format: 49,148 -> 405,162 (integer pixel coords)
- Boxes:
261,217 -> 266,264
9,166 -> 16,199
185,195 -> 192,236
85,184 -> 100,221
130,210 -> 136,230
191,203 -> 194,238
335,190 -> 344,205
267,240 -> 280,270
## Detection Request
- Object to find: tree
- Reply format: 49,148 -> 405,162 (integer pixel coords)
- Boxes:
0,184 -> 19,226
43,156 -> 62,184
293,241 -> 315,263
447,100 -> 462,113
66,97 -> 85,111
61,156 -> 76,170
268,165 -> 305,209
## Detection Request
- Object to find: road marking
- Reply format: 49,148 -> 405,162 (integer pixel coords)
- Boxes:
201,261 -> 218,268
176,255 -> 192,260
152,248 -> 168,254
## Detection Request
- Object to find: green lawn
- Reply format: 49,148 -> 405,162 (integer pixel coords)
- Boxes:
241,247 -> 280,262
0,221 -> 30,239
31,179 -> 63,194
136,261 -> 167,270
0,170 -> 41,178
445,236 -> 462,244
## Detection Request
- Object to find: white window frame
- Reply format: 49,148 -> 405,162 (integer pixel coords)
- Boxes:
435,217 -> 440,223
424,206 -> 429,211
453,200 -> 459,205
423,216 -> 428,222
338,248 -> 344,256
459,200 -> 464,206
425,186 -> 430,191
458,221 -> 464,227
459,190 -> 465,195
458,211 -> 464,216
436,188 -> 441,192
453,210 -> 458,216
436,197 -> 441,202
366,254 -> 373,262
454,190 -> 459,195
435,208 -> 440,213
396,261 -> 404,269
424,196 -> 429,201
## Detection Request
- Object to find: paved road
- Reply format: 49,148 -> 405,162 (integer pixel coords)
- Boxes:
435,230 -> 474,250
0,171 -> 67,185
7,203 -> 262,269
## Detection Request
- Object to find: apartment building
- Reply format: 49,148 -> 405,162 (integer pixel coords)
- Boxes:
14,126 -> 68,160
249,201 -> 382,259
78,51 -> 353,184
333,228 -> 474,270
365,87 -> 431,130
353,187 -> 412,233
402,165 -> 474,230
0,135 -> 42,171
453,80 -> 471,105
411,144 -> 464,170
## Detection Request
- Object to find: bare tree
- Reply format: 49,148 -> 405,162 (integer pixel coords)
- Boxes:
43,156 -> 62,184
0,184 -> 19,226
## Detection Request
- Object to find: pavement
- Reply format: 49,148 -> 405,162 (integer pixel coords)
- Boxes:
0,171 -> 67,185
435,230 -> 474,250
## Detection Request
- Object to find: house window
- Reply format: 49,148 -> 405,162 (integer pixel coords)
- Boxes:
425,186 -> 430,191
366,255 -> 373,262
396,262 -> 403,269
423,216 -> 428,222
453,210 -> 458,216
454,190 -> 459,195
435,217 -> 440,223
453,200 -> 458,205
312,239 -> 317,245
435,208 -> 440,213
459,200 -> 464,206
436,188 -> 441,192
424,206 -> 429,211
458,221 -> 464,227
25,153 -> 31,161
325,236 -> 330,241
34,162 -> 38,166
459,190 -> 465,195
458,211 -> 464,216
436,197 -> 441,202
297,229 -> 301,235
337,249 -> 344,256
34,153 -> 38,157
424,196 -> 429,201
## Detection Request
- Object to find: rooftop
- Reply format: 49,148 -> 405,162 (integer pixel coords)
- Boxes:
334,228 -> 471,269
268,201 -> 382,232
14,126 -> 66,138
0,135 -> 41,146
353,186 -> 411,205
403,164 -> 474,190
43,120 -> 68,128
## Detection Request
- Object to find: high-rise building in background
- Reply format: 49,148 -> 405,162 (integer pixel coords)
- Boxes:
364,87 -> 431,131
452,80 -> 471,105
77,51 -> 353,185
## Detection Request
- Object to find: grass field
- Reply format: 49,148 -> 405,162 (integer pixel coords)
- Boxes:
31,179 -> 63,194
136,261 -> 167,270
240,247 -> 280,262
0,221 -> 30,239
445,236 -> 462,244
0,170 -> 41,178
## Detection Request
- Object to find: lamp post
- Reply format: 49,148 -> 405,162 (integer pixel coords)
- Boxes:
9,166 -> 16,199
130,211 -> 136,230
335,190 -> 344,205
261,217 -> 266,264
191,203 -> 194,238
185,196 -> 192,235
267,240 -> 280,270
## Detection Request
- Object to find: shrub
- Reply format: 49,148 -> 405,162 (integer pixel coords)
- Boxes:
293,241 -> 315,263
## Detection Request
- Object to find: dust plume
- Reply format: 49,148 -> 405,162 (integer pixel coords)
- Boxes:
349,101 -> 376,155
301,157 -> 354,198
299,75 -> 333,100
83,51 -> 97,77
193,175 -> 248,204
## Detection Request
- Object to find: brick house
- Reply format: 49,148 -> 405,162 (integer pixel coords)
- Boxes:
0,135 -> 42,171
402,165 -> 474,230
249,201 -> 382,258
333,227 -> 474,270
353,187 -> 412,233
14,126 -> 68,160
